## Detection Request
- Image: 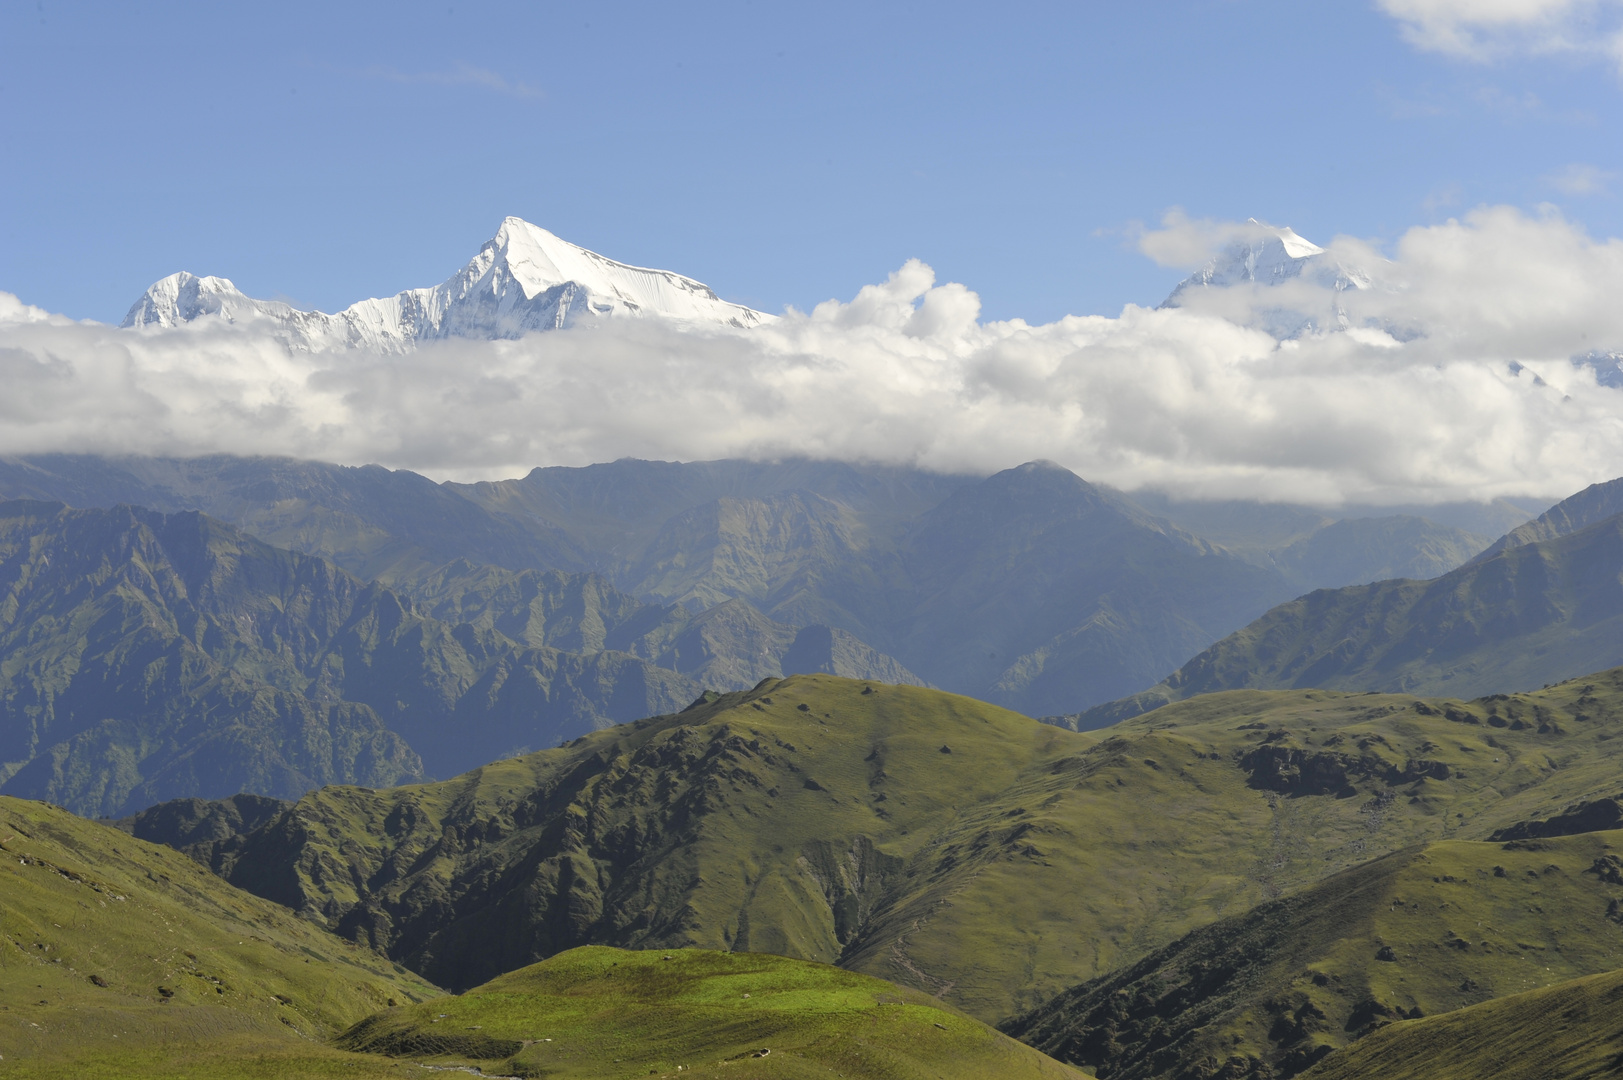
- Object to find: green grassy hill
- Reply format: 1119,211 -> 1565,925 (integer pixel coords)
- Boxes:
338,945 -> 1086,1079
0,794 -> 438,1079
1005,828 -> 1623,1079
3,794 -> 1059,1080
1303,965 -> 1623,1080
1081,510 -> 1623,726
220,675 -> 1094,1015
187,668 -> 1623,1027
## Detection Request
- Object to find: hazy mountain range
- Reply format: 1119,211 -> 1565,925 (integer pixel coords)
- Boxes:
1078,476 -> 1623,727
0,453 -> 1532,726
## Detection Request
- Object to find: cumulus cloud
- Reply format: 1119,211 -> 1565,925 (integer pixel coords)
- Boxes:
1376,0 -> 1623,68
1133,210 -> 1289,269
6,206 -> 1623,506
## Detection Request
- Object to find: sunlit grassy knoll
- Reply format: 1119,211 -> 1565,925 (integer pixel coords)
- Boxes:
337,944 -> 1089,1079
0,795 -> 438,1076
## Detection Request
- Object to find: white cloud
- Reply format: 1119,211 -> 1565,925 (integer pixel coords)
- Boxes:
1376,0 -> 1623,68
6,206 -> 1623,507
1547,162 -> 1616,194
1133,210 -> 1288,269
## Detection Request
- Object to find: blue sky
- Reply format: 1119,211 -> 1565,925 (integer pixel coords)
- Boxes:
2,0 -> 1621,325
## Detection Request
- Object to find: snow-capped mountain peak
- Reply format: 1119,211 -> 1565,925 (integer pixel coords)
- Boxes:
450,217 -> 766,324
121,218 -> 772,350
1161,219 -> 1370,339
1271,224 -> 1324,260
124,272 -> 291,329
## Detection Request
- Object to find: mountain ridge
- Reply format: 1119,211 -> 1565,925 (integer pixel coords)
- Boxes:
0,452 -> 1529,717
1074,504 -> 1623,728
121,217 -> 771,350
149,667 -> 1623,1026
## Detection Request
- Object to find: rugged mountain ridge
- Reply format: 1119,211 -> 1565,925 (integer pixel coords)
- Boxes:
0,501 -> 697,813
122,217 -> 770,349
150,668 -> 1623,1028
0,499 -> 924,815
0,500 -> 425,815
1473,475 -> 1623,561
394,558 -> 927,690
890,461 -> 1290,712
1006,828 -> 1623,1079
1080,504 -> 1623,727
0,452 -> 1519,717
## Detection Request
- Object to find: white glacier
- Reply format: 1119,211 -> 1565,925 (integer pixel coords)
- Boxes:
121,217 -> 772,350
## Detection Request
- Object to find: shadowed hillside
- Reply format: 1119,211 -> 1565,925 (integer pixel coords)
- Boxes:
1303,965 -> 1623,1080
1006,829 -> 1623,1079
0,452 -> 1504,717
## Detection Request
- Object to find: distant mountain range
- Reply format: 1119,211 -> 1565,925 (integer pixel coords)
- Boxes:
0,499 -> 926,815
0,453 -> 1521,728
121,217 -> 770,350
1077,476 -> 1623,726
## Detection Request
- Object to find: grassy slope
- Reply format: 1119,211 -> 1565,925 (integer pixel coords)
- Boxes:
339,945 -> 1087,1079
212,668 -> 1623,1026
1304,965 -> 1623,1080
845,667 -> 1623,1021
1006,828 -> 1623,1079
0,795 -> 439,1079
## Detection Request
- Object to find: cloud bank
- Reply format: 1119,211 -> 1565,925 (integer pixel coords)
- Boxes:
1377,0 -> 1623,69
5,206 -> 1623,506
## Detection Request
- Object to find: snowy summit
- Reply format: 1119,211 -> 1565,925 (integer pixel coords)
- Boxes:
121,218 -> 772,350
1161,219 -> 1371,338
